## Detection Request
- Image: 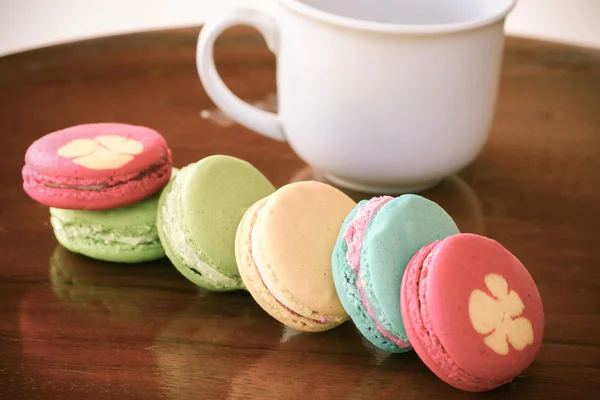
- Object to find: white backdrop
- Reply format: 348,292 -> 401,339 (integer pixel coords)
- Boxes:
1,0 -> 599,56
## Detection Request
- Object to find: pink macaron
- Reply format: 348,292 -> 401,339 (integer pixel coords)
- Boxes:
23,123 -> 172,210
401,233 -> 544,392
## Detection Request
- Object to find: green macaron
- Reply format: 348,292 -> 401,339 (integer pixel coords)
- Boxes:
157,155 -> 276,291
49,169 -> 178,263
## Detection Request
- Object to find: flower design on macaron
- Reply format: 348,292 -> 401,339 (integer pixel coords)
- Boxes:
57,135 -> 144,170
468,273 -> 534,355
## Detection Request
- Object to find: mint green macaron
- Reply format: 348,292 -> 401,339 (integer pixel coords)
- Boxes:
49,169 -> 177,263
332,194 -> 460,352
157,155 -> 276,291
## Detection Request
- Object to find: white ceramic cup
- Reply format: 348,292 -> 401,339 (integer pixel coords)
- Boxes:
197,0 -> 517,194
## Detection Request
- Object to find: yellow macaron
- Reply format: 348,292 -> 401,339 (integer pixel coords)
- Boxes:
235,181 -> 356,332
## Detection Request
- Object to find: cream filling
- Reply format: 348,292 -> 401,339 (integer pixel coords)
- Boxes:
163,174 -> 239,286
50,217 -> 158,246
251,237 -> 298,312
42,164 -> 167,191
45,183 -> 109,190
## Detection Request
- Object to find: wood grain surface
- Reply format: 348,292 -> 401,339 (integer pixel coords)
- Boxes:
0,27 -> 599,399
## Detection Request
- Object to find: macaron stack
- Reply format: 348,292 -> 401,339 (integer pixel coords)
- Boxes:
22,123 -> 545,393
22,123 -> 174,263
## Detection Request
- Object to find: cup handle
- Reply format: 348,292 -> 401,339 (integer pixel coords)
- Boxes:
196,8 -> 285,142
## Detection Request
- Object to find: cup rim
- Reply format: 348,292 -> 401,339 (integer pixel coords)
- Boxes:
278,0 -> 518,35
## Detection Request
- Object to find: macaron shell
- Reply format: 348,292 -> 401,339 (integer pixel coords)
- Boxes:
401,241 -> 478,390
53,227 -> 164,264
156,191 -> 232,292
24,123 -> 170,180
177,155 -> 276,278
155,182 -> 226,291
23,123 -> 172,210
251,181 -> 355,318
425,234 -> 544,384
364,195 -> 459,342
236,197 -> 342,332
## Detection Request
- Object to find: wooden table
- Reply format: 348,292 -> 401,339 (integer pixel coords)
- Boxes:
1,27 -> 599,399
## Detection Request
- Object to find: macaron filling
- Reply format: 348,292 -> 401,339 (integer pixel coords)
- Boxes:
162,171 -> 241,287
49,212 -> 161,249
254,258 -> 331,324
251,234 -> 297,312
405,241 -> 500,390
44,183 -> 109,190
344,196 -> 411,349
248,201 -> 332,325
28,162 -> 171,190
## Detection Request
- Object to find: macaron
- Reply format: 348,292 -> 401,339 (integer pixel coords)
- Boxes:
401,233 -> 544,392
332,194 -> 460,352
49,168 -> 177,263
23,122 -> 172,210
236,181 -> 356,332
157,155 -> 275,291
